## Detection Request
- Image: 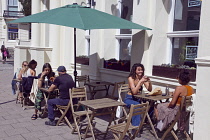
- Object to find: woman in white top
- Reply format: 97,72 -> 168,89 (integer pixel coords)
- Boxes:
27,59 -> 37,76
17,61 -> 29,102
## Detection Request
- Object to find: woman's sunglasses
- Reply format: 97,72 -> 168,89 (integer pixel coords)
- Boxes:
23,65 -> 28,67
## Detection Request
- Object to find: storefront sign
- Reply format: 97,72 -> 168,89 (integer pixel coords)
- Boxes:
188,0 -> 201,7
186,46 -> 198,60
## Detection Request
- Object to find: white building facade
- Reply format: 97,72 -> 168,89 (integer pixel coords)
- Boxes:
13,0 -> 209,139
0,0 -> 30,56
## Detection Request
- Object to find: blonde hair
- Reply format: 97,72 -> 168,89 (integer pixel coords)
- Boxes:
22,61 -> 28,73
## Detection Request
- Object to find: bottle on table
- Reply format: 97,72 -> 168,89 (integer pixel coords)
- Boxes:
164,85 -> 169,96
44,76 -> 48,88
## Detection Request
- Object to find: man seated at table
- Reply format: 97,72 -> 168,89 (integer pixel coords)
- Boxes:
45,66 -> 75,126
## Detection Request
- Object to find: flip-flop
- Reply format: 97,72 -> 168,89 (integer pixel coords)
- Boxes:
31,114 -> 38,120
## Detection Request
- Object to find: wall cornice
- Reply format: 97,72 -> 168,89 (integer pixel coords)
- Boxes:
195,56 -> 210,66
167,30 -> 199,37
115,34 -> 132,39
15,46 -> 53,51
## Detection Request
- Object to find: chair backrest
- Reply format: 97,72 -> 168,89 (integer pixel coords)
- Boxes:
118,84 -> 130,102
161,95 -> 193,140
180,96 -> 192,112
70,87 -> 87,113
75,75 -> 90,87
110,81 -> 125,98
124,102 -> 149,138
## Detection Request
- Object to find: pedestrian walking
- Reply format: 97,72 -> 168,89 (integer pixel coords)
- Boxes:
1,45 -> 6,63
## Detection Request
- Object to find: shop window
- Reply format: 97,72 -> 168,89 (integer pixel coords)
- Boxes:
104,39 -> 131,72
171,37 -> 198,65
8,24 -> 18,40
120,0 -> 133,34
152,0 -> 201,81
174,0 -> 201,31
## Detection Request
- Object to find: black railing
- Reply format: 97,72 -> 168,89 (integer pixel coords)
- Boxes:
3,10 -> 24,18
8,32 -> 18,40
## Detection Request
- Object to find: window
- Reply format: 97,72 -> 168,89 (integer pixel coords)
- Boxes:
7,0 -> 18,16
171,0 -> 201,63
120,0 -> 133,34
171,37 -> 198,65
8,24 -> 18,40
174,0 -> 201,31
8,0 -> 18,11
119,39 -> 131,60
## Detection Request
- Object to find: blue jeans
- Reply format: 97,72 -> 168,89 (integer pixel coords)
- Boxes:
124,94 -> 141,126
47,98 -> 69,121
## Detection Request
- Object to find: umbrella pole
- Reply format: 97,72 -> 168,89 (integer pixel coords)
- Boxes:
74,28 -> 77,87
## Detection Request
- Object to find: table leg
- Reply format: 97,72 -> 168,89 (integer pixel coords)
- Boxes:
104,107 -> 117,138
104,85 -> 109,97
87,86 -> 95,100
143,100 -> 159,139
146,113 -> 159,139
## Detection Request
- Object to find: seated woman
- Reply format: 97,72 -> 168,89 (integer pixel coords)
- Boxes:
124,63 -> 152,126
31,63 -> 55,120
154,70 -> 194,131
17,61 -> 29,102
27,59 -> 37,76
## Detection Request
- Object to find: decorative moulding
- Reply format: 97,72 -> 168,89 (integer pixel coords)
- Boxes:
115,34 -> 132,39
15,46 -> 53,51
167,30 -> 199,37
195,56 -> 210,66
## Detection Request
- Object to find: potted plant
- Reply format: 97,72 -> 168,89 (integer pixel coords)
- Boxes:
152,63 -> 196,82
104,59 -> 130,72
76,55 -> 89,65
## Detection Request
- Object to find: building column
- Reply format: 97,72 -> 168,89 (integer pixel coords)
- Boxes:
194,0 -> 210,139
30,0 -> 41,61
49,1 -> 60,70
31,0 -> 40,48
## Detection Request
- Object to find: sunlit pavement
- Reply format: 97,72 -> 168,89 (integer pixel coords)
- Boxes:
0,61 -> 169,140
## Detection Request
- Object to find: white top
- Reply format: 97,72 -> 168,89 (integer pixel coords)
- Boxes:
26,68 -> 32,77
22,72 -> 28,77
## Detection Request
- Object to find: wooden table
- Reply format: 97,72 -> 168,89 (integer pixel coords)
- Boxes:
85,81 -> 114,99
134,94 -> 172,139
79,98 -> 125,139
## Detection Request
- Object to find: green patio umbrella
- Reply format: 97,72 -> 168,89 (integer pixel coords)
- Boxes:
9,3 -> 151,85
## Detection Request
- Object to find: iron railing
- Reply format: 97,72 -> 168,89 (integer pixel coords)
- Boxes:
8,31 -> 18,40
3,10 -> 24,18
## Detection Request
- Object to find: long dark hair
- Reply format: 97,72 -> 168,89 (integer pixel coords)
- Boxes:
178,70 -> 191,85
128,63 -> 145,80
28,59 -> 37,69
42,63 -> 54,78
1,45 -> 5,52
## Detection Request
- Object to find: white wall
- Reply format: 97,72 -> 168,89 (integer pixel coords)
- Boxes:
193,0 -> 210,139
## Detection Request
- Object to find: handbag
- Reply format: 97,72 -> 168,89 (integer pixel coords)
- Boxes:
116,99 -> 123,118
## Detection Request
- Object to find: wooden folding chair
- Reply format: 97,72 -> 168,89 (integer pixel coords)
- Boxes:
108,102 -> 149,140
70,87 -> 94,140
118,84 -> 130,119
106,81 -> 125,100
56,91 -> 73,129
161,96 -> 192,140
75,75 -> 90,87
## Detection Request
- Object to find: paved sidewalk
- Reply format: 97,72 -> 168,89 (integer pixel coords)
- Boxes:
0,61 -> 175,140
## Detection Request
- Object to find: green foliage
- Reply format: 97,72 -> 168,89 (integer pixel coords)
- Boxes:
19,0 -> 31,16
179,45 -> 186,64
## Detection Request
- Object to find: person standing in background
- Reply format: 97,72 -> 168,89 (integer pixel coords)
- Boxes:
1,45 -> 6,63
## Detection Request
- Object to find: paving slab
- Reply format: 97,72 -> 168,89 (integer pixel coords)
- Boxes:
0,61 -> 184,140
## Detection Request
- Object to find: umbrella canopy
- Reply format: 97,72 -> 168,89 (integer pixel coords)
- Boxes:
9,3 -> 151,86
9,4 -> 151,30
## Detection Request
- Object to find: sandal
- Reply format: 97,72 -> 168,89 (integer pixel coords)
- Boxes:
31,114 -> 38,120
18,97 -> 24,104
